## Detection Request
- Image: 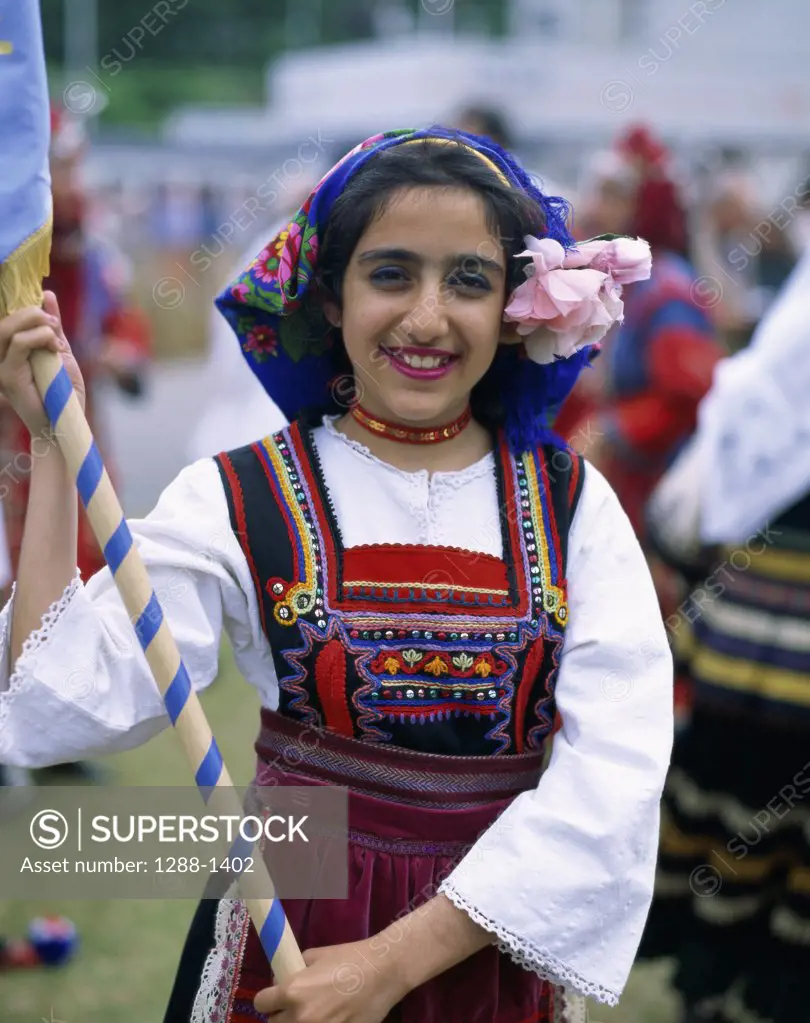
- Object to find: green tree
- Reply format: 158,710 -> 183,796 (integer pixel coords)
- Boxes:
42,0 -> 508,127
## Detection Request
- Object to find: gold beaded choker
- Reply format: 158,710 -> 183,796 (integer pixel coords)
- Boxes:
349,404 -> 472,445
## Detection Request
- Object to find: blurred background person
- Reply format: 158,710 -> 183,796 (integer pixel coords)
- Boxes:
0,104 -> 152,783
556,125 -> 725,727
0,104 -> 152,593
559,125 -> 723,544
638,238 -> 810,1023
692,169 -> 798,352
790,168 -> 810,250
451,102 -> 515,150
553,147 -> 639,450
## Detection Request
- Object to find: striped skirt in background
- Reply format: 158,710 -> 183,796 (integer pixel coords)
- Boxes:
640,512 -> 810,1023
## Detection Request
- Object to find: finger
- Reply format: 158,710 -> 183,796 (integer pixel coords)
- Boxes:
41,292 -> 68,343
253,983 -> 286,1014
0,307 -> 58,352
4,326 -> 61,369
302,947 -> 325,967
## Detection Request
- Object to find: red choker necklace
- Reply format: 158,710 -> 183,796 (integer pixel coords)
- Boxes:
349,404 -> 472,445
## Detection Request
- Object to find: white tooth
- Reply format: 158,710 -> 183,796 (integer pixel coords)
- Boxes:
400,353 -> 448,369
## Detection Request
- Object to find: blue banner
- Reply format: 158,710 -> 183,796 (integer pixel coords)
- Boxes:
0,0 -> 51,264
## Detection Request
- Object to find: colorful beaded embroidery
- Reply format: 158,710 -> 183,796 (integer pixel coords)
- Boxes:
216,421 -> 581,755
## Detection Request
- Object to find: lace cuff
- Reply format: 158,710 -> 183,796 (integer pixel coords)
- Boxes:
438,879 -> 620,1007
191,897 -> 248,1022
0,570 -> 83,730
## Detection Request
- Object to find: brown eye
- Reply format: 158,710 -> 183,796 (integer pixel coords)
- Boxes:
370,267 -> 408,283
447,272 -> 490,291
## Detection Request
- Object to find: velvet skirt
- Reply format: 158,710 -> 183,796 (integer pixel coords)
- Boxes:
164,710 -> 579,1023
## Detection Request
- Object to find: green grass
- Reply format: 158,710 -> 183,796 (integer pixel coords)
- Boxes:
0,642 -> 680,1022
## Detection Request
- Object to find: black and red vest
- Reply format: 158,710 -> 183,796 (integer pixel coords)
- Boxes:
215,419 -> 584,757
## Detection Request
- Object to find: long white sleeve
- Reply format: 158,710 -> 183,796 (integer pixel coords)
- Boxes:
0,459 -> 278,768
440,464 -> 674,1005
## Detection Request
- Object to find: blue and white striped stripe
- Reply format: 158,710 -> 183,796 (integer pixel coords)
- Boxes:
41,361 -> 294,970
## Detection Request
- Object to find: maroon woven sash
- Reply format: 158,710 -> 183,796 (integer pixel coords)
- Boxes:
255,708 -> 546,809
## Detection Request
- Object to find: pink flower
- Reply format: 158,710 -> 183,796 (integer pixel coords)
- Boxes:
278,221 -> 303,291
231,282 -> 250,302
563,237 -> 652,284
253,247 -> 276,284
521,296 -> 615,364
503,235 -> 652,364
504,238 -> 607,331
244,326 -> 278,356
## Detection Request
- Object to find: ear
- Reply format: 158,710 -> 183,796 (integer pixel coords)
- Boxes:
323,300 -> 342,329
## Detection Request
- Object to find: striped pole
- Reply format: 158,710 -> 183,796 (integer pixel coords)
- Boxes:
31,348 -> 306,980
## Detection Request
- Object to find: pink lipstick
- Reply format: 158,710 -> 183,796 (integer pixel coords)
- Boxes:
379,344 -> 460,381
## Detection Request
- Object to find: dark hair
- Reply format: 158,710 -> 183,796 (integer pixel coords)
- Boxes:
455,105 -> 513,150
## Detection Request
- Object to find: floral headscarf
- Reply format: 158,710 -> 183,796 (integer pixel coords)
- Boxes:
216,126 -> 649,452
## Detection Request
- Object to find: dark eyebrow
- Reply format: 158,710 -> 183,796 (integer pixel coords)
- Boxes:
357,247 -> 419,264
453,254 -> 505,276
357,247 -> 504,275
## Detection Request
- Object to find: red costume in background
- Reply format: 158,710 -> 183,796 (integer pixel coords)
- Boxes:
556,127 -> 724,722
0,110 -> 151,584
558,126 -> 723,537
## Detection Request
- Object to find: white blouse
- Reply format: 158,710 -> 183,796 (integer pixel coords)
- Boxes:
0,419 -> 673,1006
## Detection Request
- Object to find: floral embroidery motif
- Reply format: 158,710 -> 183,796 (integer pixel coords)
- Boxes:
425,656 -> 448,677
342,580 -> 510,608
369,648 -> 506,682
229,197 -> 319,332
243,325 -> 278,359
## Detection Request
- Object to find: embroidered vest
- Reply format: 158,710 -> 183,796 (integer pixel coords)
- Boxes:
215,420 -> 584,757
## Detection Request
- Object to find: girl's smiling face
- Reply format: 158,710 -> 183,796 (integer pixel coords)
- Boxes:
328,186 -> 508,426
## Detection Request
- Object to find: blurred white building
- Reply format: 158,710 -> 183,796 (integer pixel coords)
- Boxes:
165,0 -> 810,152
81,0 -> 809,219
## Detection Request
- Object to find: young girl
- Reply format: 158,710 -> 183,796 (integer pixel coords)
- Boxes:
0,128 -> 672,1023
564,125 -> 723,540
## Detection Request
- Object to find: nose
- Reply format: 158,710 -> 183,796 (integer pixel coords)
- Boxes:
399,284 -> 451,346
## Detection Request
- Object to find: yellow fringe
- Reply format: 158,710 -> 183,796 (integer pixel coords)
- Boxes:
0,214 -> 53,317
